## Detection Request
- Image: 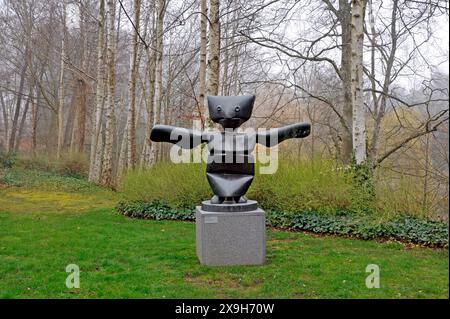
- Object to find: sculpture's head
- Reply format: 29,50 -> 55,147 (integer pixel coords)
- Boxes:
207,95 -> 255,129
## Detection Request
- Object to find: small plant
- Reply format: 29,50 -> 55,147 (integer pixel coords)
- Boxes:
0,150 -> 16,169
56,152 -> 89,178
18,152 -> 88,179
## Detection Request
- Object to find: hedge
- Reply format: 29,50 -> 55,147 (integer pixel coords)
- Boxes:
116,201 -> 449,248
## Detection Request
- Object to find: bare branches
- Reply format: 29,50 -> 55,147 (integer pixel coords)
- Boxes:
239,31 -> 343,80
375,109 -> 449,167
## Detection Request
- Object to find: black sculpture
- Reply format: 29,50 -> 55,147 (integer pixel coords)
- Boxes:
150,95 -> 311,209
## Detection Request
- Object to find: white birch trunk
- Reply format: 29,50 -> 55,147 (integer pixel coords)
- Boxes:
57,0 -> 67,159
141,11 -> 157,166
126,0 -> 140,170
89,0 -> 106,183
151,0 -> 165,162
207,0 -> 220,96
101,0 -> 117,187
196,0 -> 208,129
351,0 -> 366,165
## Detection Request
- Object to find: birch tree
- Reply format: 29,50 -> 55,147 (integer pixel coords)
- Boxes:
151,0 -> 166,162
57,0 -> 66,159
0,92 -> 9,148
7,51 -> 28,152
126,0 -> 141,170
141,6 -> 157,166
71,1 -> 89,154
101,0 -> 117,188
207,0 -> 220,96
350,0 -> 366,165
196,0 -> 208,128
89,0 -> 106,183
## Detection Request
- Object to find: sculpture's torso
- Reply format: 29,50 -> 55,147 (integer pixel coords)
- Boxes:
205,132 -> 256,202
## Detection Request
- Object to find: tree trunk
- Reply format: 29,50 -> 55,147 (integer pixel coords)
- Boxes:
422,133 -> 431,213
14,92 -> 31,151
207,0 -> 220,96
117,121 -> 128,176
117,94 -> 127,175
152,0 -> 166,162
368,0 -> 398,164
196,0 -> 208,128
8,48 -> 29,152
350,0 -> 366,165
57,0 -> 67,159
230,32 -> 240,95
101,0 -> 117,188
141,13 -> 157,166
89,0 -> 106,183
339,0 -> 353,164
0,92 -> 9,148
72,3 -> 89,154
31,91 -> 37,154
126,0 -> 141,170
71,79 -> 87,153
221,5 -> 230,96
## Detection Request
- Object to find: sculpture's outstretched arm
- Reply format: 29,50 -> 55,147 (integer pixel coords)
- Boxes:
256,122 -> 311,147
150,124 -> 207,149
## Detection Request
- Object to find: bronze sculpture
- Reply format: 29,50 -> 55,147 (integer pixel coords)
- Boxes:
150,95 -> 311,207
150,95 -> 311,265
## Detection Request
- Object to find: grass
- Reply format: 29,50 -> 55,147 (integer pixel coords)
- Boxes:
0,168 -> 448,298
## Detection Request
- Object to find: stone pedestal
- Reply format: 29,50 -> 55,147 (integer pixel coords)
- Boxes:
196,202 -> 266,266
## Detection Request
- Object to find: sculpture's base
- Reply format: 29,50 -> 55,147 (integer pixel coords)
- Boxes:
201,199 -> 258,212
196,206 -> 266,266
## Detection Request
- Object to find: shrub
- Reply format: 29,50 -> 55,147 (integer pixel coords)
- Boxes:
18,152 -> 88,178
374,167 -> 440,219
56,152 -> 89,178
384,217 -> 449,246
119,162 -> 210,208
116,201 -> 449,248
0,150 -> 16,169
250,159 -> 369,213
120,158 -> 369,213
117,200 -> 195,221
19,153 -> 54,171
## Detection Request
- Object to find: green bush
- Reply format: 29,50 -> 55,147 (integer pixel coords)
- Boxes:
120,159 -> 369,213
251,159 -> 369,213
119,162 -> 210,208
0,150 -> 16,169
116,201 -> 449,248
117,200 -> 195,221
57,152 -> 89,178
19,152 -> 88,178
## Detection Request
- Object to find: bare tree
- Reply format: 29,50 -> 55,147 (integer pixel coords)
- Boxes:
151,0 -> 166,162
89,0 -> 106,183
126,0 -> 141,170
351,0 -> 366,165
207,0 -> 220,96
101,0 -> 117,188
57,0 -> 66,159
196,0 -> 208,128
141,4 -> 157,166
71,0 -> 90,154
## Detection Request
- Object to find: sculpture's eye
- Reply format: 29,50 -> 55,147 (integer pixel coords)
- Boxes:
217,105 -> 222,112
235,105 -> 240,112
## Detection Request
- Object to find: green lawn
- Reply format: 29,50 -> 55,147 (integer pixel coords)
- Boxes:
0,169 -> 448,298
